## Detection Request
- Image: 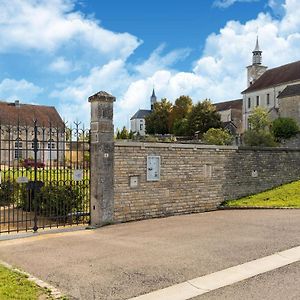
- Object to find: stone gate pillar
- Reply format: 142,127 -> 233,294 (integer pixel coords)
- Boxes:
89,91 -> 115,227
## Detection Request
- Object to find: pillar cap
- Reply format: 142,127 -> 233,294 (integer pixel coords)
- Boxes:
88,91 -> 116,103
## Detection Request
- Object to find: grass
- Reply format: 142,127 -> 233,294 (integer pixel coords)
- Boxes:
223,180 -> 300,208
0,264 -> 49,300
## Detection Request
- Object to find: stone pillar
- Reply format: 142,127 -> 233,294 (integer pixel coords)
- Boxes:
89,91 -> 115,227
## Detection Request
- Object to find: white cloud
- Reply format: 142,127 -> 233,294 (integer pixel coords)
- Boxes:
0,0 -> 141,60
134,44 -> 191,77
0,78 -> 43,102
49,57 -> 74,74
213,0 -> 259,8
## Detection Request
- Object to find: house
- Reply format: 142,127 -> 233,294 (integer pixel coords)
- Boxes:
130,89 -> 157,135
214,99 -> 243,135
0,100 -> 65,165
242,38 -> 300,130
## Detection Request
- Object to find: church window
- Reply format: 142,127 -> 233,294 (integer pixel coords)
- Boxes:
267,94 -> 270,105
14,138 -> 23,159
248,98 -> 251,109
140,124 -> 143,131
256,96 -> 259,106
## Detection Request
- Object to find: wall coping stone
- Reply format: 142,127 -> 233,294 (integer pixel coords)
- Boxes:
115,141 -> 300,152
115,141 -> 238,150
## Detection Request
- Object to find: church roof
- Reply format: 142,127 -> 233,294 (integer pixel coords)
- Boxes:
277,83 -> 300,99
0,101 -> 64,127
214,99 -> 242,111
253,37 -> 261,52
130,109 -> 151,120
242,60 -> 300,94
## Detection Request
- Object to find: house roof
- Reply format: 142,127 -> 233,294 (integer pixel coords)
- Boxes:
214,99 -> 243,111
0,101 -> 64,127
242,60 -> 300,94
277,84 -> 300,99
130,109 -> 151,120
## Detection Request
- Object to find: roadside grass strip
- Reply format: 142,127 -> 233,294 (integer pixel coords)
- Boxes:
223,180 -> 300,208
0,260 -> 66,299
129,245 -> 300,300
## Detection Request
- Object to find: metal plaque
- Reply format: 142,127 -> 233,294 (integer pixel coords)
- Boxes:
16,176 -> 29,184
74,169 -> 84,181
147,155 -> 160,181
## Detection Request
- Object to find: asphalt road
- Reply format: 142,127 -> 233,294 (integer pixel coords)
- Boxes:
0,209 -> 299,300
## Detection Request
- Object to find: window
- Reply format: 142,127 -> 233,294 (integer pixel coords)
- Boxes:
14,138 -> 23,159
140,124 -> 143,131
248,98 -> 251,109
267,94 -> 270,105
47,139 -> 55,149
256,96 -> 259,106
31,140 -> 39,149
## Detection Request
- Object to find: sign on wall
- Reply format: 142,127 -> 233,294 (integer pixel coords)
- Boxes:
147,155 -> 160,181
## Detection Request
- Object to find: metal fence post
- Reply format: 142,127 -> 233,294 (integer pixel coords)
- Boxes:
88,91 -> 115,227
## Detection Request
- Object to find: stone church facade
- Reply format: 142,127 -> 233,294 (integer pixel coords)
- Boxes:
242,38 -> 300,130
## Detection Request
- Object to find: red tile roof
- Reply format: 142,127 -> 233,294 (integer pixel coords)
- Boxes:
242,60 -> 300,94
214,99 -> 242,111
0,101 -> 64,127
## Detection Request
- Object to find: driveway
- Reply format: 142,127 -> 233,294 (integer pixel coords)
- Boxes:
0,210 -> 299,300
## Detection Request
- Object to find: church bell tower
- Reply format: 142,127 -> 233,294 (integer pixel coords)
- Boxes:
246,37 -> 267,87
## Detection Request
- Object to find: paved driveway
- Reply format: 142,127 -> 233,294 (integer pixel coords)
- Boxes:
0,210 -> 299,300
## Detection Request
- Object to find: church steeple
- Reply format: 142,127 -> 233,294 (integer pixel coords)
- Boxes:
252,36 -> 262,65
150,88 -> 157,110
246,37 -> 267,87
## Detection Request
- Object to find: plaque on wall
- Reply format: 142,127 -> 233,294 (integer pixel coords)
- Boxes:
147,155 -> 161,181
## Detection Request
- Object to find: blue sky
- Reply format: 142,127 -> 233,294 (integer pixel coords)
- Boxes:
0,0 -> 299,129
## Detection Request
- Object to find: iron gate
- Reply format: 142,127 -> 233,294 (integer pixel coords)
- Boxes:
0,120 -> 90,234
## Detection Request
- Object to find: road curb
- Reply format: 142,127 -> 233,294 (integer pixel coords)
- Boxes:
219,206 -> 300,210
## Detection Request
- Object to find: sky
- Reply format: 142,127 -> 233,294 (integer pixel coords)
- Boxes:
1,0 -> 299,129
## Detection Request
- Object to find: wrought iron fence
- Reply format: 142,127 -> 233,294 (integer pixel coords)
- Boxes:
0,120 -> 90,234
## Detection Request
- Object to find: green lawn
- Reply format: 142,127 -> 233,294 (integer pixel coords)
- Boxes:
0,264 -> 48,300
223,180 -> 300,208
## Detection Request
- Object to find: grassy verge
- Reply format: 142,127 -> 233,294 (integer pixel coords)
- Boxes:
223,180 -> 300,208
0,264 -> 50,300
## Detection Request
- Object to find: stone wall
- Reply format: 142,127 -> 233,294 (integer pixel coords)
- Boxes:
113,142 -> 300,223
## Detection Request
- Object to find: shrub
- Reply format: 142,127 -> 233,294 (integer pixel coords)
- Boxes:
20,184 -> 83,218
0,181 -> 17,206
203,128 -> 233,145
243,130 -> 277,147
272,117 -> 299,140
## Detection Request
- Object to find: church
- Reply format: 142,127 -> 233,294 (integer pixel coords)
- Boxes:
130,89 -> 157,135
242,38 -> 300,131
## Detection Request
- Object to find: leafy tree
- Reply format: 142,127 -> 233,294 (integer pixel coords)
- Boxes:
187,99 -> 221,136
248,107 -> 271,132
172,118 -> 189,136
145,98 -> 173,134
116,128 -> 121,139
272,117 -> 299,140
203,128 -> 233,145
244,107 -> 276,147
170,95 -> 193,132
120,126 -> 129,139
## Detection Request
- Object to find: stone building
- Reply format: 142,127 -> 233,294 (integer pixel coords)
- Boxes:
214,99 -> 243,135
130,89 -> 157,136
242,38 -> 300,130
0,100 -> 64,165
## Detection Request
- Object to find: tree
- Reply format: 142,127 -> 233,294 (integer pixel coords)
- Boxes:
170,95 -> 193,132
119,126 -> 129,139
187,99 -> 221,136
172,118 -> 189,136
203,128 -> 233,145
145,98 -> 173,134
248,107 -> 271,132
244,107 -> 276,147
272,118 -> 299,140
